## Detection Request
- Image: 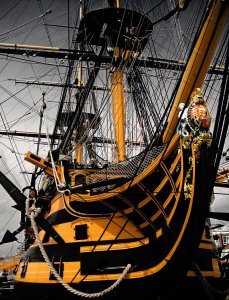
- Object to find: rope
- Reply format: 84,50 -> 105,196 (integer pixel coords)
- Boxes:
44,121 -> 71,195
27,198 -> 131,298
191,261 -> 229,300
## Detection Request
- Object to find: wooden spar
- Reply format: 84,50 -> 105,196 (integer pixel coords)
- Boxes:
11,80 -> 120,91
0,43 -> 61,51
74,2 -> 84,165
107,0 -> 125,162
0,45 -> 227,75
0,43 -> 89,54
0,129 -> 143,146
111,49 -> 126,162
24,151 -> 64,181
162,0 -> 229,144
0,130 -> 59,139
109,0 -> 125,162
74,57 -> 83,165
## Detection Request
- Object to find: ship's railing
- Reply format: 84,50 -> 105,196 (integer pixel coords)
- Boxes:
85,145 -> 165,192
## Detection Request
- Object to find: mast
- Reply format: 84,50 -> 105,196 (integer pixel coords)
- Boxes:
110,0 -> 126,162
162,0 -> 229,144
111,50 -> 126,162
74,0 -> 83,165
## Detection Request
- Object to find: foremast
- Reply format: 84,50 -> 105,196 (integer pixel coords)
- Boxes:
110,0 -> 126,162
111,49 -> 126,162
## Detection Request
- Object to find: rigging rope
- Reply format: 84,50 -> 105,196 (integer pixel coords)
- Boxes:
191,261 -> 229,300
26,198 -> 131,298
45,123 -> 71,194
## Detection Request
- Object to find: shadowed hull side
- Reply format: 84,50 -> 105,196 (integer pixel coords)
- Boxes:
12,139 -> 221,299
12,277 -> 227,300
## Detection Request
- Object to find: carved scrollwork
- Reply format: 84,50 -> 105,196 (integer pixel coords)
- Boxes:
179,88 -> 212,199
179,88 -> 212,159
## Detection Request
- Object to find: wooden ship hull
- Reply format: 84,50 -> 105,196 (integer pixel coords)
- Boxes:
12,133 -> 227,300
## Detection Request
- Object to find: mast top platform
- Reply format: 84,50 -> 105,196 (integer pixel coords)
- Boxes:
76,8 -> 153,51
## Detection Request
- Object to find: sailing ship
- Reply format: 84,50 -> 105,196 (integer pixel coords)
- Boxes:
0,0 -> 228,299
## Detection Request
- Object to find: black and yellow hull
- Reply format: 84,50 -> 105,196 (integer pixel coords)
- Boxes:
13,136 -> 226,299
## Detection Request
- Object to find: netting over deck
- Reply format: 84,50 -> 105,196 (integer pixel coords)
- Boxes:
85,145 -> 165,192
